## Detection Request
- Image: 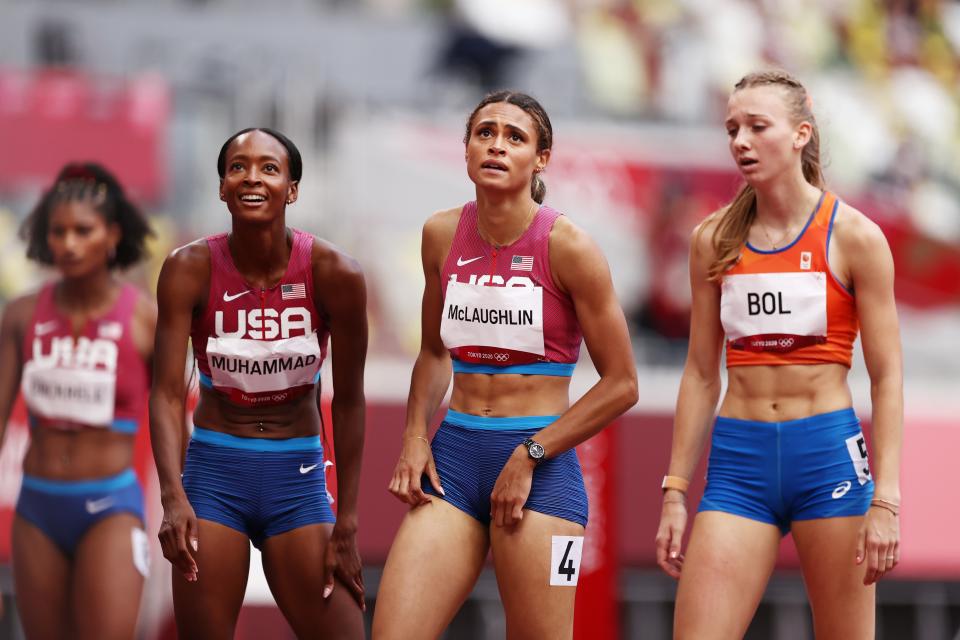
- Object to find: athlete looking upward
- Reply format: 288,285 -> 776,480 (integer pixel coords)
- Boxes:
150,128 -> 367,639
373,91 -> 638,639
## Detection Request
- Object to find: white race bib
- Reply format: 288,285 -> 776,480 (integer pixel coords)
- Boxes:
721,272 -> 827,351
440,280 -> 545,356
21,361 -> 116,427
206,333 -> 321,393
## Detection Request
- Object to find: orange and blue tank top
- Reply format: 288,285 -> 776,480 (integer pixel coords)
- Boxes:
720,191 -> 859,368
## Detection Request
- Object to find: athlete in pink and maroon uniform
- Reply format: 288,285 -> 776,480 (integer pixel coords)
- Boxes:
374,92 -> 638,640
151,128 -> 366,639
0,163 -> 155,639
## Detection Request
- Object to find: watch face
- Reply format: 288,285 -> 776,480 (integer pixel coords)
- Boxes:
529,442 -> 545,459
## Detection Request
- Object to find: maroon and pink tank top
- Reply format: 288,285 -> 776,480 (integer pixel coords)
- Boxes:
21,283 -> 148,433
191,229 -> 329,406
439,201 -> 582,376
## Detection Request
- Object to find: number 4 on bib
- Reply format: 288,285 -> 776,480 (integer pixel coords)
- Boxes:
550,536 -> 584,586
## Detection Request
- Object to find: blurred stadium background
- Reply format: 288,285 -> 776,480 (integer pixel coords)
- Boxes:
0,0 -> 958,638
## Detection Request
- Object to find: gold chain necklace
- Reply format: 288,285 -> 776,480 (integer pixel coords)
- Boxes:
478,201 -> 538,249
759,220 -> 797,250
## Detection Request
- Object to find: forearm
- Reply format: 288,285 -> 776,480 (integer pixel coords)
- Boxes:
149,392 -> 188,504
869,373 -> 903,501
530,372 -> 637,456
330,395 -> 364,525
666,368 -> 722,480
403,350 -> 452,436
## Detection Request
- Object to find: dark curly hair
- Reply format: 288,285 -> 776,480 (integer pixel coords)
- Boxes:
216,127 -> 303,182
19,162 -> 153,269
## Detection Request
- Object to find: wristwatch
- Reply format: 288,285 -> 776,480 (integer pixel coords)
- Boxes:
522,438 -> 545,464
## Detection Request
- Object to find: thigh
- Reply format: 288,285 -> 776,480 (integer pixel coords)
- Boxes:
12,515 -> 71,640
674,511 -> 782,640
259,523 -> 363,640
72,513 -> 146,640
172,519 -> 251,640
490,510 -> 584,640
791,516 -> 874,640
372,499 -> 489,640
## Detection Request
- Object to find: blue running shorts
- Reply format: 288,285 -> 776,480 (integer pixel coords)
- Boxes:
699,407 -> 873,534
16,468 -> 144,555
422,410 -> 588,527
182,427 -> 336,548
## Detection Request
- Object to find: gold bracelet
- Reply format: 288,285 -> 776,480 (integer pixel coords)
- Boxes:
872,497 -> 900,510
405,434 -> 430,446
661,475 -> 690,494
869,500 -> 899,517
663,497 -> 686,505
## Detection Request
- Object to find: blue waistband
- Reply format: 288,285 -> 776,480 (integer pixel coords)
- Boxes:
715,407 -> 859,430
21,468 -> 138,495
443,409 -> 560,431
191,426 -> 322,452
452,360 -> 575,377
29,414 -> 139,434
198,370 -> 321,389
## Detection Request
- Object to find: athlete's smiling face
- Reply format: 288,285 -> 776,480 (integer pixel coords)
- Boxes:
46,200 -> 119,279
465,102 -> 549,195
219,130 -> 298,223
725,85 -> 811,186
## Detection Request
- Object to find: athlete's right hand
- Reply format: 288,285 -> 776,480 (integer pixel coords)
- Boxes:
158,493 -> 199,582
655,492 -> 687,579
387,434 -> 444,507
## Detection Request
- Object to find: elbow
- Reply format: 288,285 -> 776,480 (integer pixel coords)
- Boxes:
616,370 -> 639,414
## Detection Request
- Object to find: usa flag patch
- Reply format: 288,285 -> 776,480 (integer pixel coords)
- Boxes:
281,283 -> 306,300
510,255 -> 534,271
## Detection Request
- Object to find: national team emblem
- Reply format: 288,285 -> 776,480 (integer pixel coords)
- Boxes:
510,255 -> 534,271
98,321 -> 123,340
281,283 -> 307,300
800,251 -> 812,270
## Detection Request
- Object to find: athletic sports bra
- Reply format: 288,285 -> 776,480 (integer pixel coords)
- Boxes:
21,283 -> 148,433
720,191 -> 859,368
439,201 -> 582,376
191,229 -> 329,406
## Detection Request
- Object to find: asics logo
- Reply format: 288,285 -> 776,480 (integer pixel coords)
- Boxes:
299,463 -> 319,474
223,290 -> 250,302
85,496 -> 116,514
457,256 -> 484,267
832,481 -> 852,499
34,320 -> 59,336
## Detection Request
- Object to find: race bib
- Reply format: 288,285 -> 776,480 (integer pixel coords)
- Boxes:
206,333 -> 322,394
440,280 -> 545,358
721,272 -> 827,352
21,361 -> 116,427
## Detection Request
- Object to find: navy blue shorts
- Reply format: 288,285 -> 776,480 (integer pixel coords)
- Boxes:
183,427 -> 336,549
16,468 -> 144,555
423,410 -> 588,527
699,408 -> 873,535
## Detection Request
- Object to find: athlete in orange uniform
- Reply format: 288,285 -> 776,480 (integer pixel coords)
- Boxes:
655,70 -> 902,639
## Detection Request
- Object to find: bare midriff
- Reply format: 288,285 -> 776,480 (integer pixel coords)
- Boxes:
450,372 -> 571,417
193,387 -> 321,439
720,363 -> 853,422
23,428 -> 134,480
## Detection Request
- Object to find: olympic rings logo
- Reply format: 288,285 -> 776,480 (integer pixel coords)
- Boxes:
778,338 -> 795,348
494,353 -> 510,362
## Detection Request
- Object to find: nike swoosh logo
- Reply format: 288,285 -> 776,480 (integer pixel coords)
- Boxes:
300,463 -> 319,474
85,497 -> 116,514
223,290 -> 250,302
457,256 -> 483,267
34,321 -> 59,336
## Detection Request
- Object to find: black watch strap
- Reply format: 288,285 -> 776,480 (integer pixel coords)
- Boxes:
522,438 -> 545,464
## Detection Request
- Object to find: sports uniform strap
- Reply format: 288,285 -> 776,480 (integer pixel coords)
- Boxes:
813,191 -> 837,227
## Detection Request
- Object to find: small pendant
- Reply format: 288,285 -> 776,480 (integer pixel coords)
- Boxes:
258,422 -> 265,432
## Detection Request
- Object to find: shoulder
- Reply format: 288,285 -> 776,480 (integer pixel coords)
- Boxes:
549,214 -> 597,257
1,289 -> 42,332
831,200 -> 888,253
308,235 -> 364,285
161,238 -> 211,274
422,206 -> 463,245
690,209 -> 725,260
130,285 -> 158,328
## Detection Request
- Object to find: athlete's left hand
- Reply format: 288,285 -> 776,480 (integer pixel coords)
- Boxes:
490,447 -> 535,527
323,522 -> 366,610
856,505 -> 900,585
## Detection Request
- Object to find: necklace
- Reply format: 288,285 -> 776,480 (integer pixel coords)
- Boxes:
758,220 -> 797,250
478,201 -> 538,249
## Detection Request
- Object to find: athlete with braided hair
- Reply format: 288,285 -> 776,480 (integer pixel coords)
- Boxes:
0,162 -> 155,638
